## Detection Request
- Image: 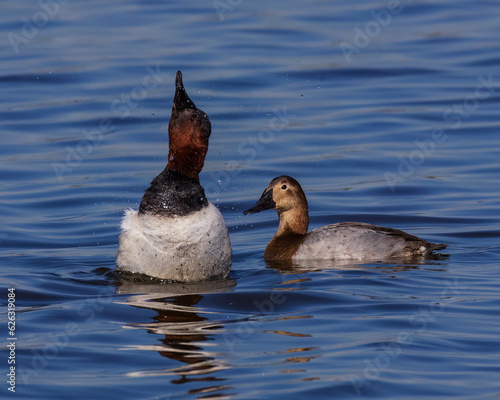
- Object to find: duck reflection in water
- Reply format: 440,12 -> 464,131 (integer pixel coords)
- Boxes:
264,258 -> 446,275
116,279 -> 235,395
114,276 -> 321,397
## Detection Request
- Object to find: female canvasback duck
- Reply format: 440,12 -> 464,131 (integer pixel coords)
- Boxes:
116,71 -> 232,282
244,176 -> 446,261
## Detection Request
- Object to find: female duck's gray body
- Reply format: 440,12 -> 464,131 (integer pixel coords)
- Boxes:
244,176 -> 445,262
116,71 -> 232,282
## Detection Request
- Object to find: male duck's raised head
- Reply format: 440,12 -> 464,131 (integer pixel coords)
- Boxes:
167,71 -> 211,180
244,175 -> 309,235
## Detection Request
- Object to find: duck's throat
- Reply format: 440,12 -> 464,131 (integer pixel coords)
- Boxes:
166,144 -> 207,180
276,209 -> 308,236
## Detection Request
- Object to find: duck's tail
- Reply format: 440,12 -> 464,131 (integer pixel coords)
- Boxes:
423,242 -> 448,261
429,242 -> 447,252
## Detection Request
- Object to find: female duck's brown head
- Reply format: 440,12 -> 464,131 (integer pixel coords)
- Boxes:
167,71 -> 211,180
244,176 -> 309,236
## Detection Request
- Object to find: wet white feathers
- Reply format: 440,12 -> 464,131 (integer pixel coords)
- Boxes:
116,203 -> 232,282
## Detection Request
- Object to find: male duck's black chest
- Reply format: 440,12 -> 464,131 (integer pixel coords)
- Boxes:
138,168 -> 208,217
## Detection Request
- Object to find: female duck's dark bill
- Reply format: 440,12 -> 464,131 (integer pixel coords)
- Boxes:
174,70 -> 197,110
243,189 -> 276,215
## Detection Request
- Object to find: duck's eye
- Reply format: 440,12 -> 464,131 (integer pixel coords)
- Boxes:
281,184 -> 287,190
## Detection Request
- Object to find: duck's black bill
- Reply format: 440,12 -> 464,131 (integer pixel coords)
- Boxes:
243,189 -> 276,215
173,70 -> 196,110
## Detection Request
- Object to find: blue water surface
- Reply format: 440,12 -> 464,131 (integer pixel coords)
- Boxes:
1,0 -> 500,399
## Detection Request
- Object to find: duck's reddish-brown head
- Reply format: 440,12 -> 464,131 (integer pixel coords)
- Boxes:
167,71 -> 211,180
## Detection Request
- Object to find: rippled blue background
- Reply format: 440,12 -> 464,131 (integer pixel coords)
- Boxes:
1,1 -> 499,399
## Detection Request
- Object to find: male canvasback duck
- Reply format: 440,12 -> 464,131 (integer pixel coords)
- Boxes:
244,176 -> 446,261
116,71 -> 232,282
